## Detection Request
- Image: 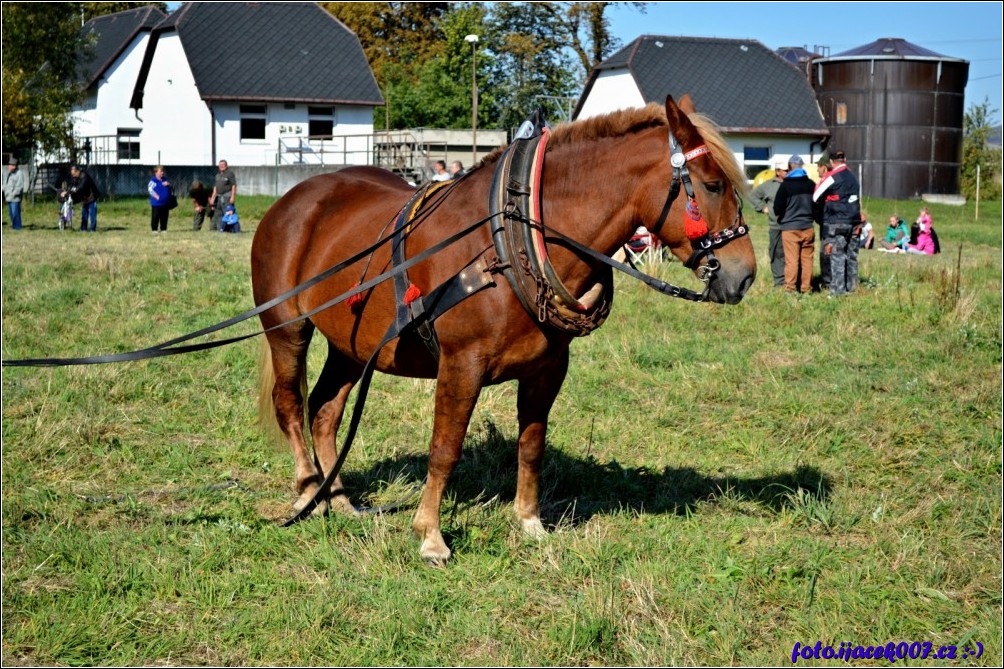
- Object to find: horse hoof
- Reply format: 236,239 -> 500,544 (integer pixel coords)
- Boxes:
420,537 -> 451,565
329,494 -> 359,517
521,516 -> 547,540
292,492 -> 329,518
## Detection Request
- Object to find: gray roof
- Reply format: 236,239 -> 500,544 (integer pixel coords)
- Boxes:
776,46 -> 822,66
575,35 -> 828,135
133,2 -> 382,108
79,6 -> 167,89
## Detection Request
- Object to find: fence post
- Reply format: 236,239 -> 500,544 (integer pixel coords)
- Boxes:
975,164 -> 980,221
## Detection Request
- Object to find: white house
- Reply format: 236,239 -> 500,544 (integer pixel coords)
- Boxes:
74,2 -> 383,168
72,6 -> 166,165
574,35 -> 830,182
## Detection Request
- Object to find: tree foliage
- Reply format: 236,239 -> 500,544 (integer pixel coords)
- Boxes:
322,2 -> 450,83
322,1 -> 633,131
1,1 -> 166,159
82,2 -> 167,23
960,98 -> 1002,201
1,2 -> 89,158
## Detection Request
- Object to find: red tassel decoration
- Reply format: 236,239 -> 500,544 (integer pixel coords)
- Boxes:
404,283 -> 422,305
684,199 -> 708,239
346,282 -> 364,311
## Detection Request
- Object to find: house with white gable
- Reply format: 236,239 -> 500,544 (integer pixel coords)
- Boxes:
574,35 -> 830,183
72,5 -> 167,164
75,2 -> 383,169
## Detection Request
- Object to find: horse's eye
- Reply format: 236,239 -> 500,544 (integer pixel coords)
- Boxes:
703,181 -> 723,194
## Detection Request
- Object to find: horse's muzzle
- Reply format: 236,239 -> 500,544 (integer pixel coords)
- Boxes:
706,267 -> 755,304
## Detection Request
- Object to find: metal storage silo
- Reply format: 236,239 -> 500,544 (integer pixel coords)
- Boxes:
813,38 -> 969,199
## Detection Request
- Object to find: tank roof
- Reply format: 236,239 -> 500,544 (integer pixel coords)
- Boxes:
826,37 -> 966,62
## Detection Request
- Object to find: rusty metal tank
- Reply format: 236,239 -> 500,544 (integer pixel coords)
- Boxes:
813,38 -> 969,199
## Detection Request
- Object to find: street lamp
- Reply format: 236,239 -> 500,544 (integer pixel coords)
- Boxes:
465,34 -> 479,167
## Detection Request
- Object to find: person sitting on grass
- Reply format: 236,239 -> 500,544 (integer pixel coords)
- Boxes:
878,215 -> 909,252
220,204 -> 241,233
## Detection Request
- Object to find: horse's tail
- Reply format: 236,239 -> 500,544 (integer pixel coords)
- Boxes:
257,337 -> 309,451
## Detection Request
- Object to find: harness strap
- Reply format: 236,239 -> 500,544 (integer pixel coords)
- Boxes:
391,181 -> 453,362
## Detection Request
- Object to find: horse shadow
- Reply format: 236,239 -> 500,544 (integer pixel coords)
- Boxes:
341,420 -> 832,526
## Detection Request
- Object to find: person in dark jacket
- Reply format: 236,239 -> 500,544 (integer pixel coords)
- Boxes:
772,155 -> 816,294
62,165 -> 100,232
812,150 -> 862,296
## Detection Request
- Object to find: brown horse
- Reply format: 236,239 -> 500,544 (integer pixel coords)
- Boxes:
251,95 -> 756,564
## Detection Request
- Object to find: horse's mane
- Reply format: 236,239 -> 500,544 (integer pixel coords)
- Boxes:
477,103 -> 748,196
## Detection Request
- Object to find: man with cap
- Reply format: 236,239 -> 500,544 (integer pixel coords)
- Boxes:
3,156 -> 26,230
772,155 -> 816,295
812,150 -> 862,296
748,155 -> 789,287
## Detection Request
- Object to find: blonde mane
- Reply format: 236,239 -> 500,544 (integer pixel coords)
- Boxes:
478,102 -> 748,196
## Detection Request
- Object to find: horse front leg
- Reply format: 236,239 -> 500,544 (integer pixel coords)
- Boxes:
413,357 -> 483,565
515,348 -> 569,538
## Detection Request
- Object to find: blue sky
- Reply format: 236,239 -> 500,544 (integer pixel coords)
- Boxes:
606,1 -> 1003,123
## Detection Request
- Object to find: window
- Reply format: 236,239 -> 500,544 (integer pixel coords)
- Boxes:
308,106 -> 334,139
743,146 -> 771,182
835,102 -> 848,125
240,104 -> 267,141
117,128 -> 141,160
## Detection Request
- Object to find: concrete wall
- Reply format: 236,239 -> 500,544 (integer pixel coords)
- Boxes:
42,164 -> 357,199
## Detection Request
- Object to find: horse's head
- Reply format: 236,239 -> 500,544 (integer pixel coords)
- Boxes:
650,95 -> 757,304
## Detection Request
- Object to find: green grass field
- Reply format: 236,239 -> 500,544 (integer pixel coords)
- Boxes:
2,194 -> 1001,665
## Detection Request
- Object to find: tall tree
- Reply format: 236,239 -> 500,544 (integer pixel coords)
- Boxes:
321,2 -> 449,83
960,98 -> 1002,201
486,3 -> 579,130
82,2 -> 168,23
1,2 -> 90,158
2,2 -> 166,160
540,2 -> 645,80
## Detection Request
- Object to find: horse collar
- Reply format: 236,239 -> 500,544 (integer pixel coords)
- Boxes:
488,111 -> 612,337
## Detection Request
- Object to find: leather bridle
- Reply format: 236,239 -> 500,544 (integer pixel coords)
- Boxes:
649,129 -> 750,287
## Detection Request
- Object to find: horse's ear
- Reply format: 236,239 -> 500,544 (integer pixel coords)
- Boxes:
678,94 -> 696,114
665,95 -> 698,142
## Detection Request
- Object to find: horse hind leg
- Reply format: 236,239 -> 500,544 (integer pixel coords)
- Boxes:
261,325 -> 328,516
308,341 -> 363,515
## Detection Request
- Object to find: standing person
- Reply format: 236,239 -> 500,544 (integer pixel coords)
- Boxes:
814,158 -> 831,289
3,156 -> 26,230
813,150 -> 862,297
62,165 -> 101,232
449,160 -> 465,179
147,165 -> 172,234
208,159 -> 237,232
748,155 -> 788,288
430,160 -> 450,182
189,179 -> 211,231
772,155 -> 816,295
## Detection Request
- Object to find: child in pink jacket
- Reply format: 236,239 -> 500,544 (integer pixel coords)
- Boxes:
906,209 -> 935,255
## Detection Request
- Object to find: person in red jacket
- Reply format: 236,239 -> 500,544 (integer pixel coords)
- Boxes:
812,150 -> 862,296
